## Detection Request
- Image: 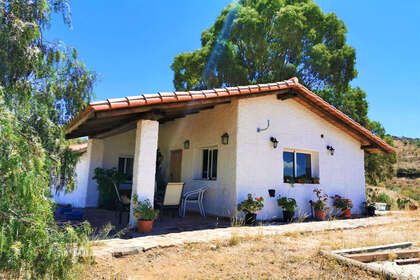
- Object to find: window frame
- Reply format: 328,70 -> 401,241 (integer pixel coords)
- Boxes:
283,149 -> 314,184
118,156 -> 134,182
201,146 -> 218,181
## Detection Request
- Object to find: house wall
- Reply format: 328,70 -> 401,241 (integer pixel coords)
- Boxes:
158,101 -> 239,217
52,151 -> 89,208
102,130 -> 137,169
235,95 -> 366,220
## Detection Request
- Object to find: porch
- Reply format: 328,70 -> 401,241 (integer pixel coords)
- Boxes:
80,97 -> 239,227
55,207 -> 231,238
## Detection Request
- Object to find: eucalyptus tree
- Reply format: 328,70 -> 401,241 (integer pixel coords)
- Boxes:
0,0 -> 94,278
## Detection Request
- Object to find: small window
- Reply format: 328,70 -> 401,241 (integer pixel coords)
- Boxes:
118,157 -> 134,182
202,147 -> 218,180
283,151 -> 312,183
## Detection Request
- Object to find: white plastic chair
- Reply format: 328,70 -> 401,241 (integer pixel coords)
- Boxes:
180,186 -> 208,217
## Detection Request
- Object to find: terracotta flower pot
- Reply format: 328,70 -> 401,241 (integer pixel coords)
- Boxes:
343,209 -> 351,218
315,209 -> 326,221
312,178 -> 320,184
137,220 -> 154,233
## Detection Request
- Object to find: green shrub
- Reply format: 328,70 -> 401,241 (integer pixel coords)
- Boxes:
397,168 -> 420,179
93,168 -> 128,210
400,187 -> 420,201
366,188 -> 393,205
277,196 -> 297,212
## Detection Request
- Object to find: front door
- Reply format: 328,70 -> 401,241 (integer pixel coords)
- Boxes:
169,150 -> 182,182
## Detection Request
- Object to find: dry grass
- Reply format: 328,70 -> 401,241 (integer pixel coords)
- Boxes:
80,212 -> 420,280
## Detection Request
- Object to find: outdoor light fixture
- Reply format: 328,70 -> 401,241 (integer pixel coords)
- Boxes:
270,137 -> 279,149
221,133 -> 229,145
326,145 -> 335,155
184,140 -> 190,149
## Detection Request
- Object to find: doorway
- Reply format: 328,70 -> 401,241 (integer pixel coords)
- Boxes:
169,150 -> 182,182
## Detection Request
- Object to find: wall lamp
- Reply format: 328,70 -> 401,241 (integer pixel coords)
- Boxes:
326,145 -> 335,156
184,140 -> 190,149
221,133 -> 229,145
270,137 -> 279,149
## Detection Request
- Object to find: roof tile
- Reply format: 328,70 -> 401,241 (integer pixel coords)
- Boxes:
65,77 -> 395,154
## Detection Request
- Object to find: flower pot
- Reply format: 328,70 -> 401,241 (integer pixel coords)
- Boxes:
137,220 -> 154,233
315,209 -> 326,221
268,189 -> 276,197
374,202 -> 387,212
312,178 -> 319,184
245,213 -> 257,226
342,209 -> 351,218
296,179 -> 306,184
366,205 -> 376,216
409,205 -> 418,211
282,210 -> 295,223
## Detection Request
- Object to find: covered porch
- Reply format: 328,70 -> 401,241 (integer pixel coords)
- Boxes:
66,90 -> 243,229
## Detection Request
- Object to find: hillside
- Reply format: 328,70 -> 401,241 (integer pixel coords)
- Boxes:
369,137 -> 420,207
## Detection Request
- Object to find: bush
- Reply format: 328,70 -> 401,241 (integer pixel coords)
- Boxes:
366,189 -> 393,205
93,168 -> 128,210
400,187 -> 420,201
397,168 -> 420,179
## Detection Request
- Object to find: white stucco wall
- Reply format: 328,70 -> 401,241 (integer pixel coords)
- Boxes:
158,101 -> 238,217
235,95 -> 366,220
52,151 -> 89,208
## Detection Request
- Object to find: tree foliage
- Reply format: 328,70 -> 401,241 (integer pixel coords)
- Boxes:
172,0 -> 396,185
0,0 -> 95,278
172,0 -> 357,91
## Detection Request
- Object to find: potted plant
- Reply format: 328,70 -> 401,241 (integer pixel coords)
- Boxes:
312,177 -> 320,184
277,196 -> 297,223
237,194 -> 264,226
295,176 -> 307,184
331,195 -> 353,218
364,189 -> 376,216
132,195 -> 159,233
284,176 -> 294,184
310,188 -> 329,220
363,201 -> 376,216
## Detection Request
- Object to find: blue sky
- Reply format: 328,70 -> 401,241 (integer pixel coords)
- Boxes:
47,1 -> 420,138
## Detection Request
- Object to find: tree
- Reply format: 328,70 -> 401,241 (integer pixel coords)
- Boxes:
0,0 -> 95,278
172,0 -> 357,91
364,121 -> 396,185
172,0 -> 395,185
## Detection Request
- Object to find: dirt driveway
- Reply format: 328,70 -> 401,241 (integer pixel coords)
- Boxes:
81,212 -> 420,280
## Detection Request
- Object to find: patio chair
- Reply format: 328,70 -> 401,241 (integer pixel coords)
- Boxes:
156,182 -> 184,217
180,186 -> 208,217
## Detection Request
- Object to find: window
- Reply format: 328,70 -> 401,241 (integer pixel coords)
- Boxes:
118,157 -> 134,182
202,148 -> 218,180
283,151 -> 312,182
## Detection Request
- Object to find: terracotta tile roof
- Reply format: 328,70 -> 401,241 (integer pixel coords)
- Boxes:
66,77 -> 395,154
69,142 -> 88,153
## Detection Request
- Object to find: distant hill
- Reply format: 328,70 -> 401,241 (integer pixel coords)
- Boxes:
386,137 -> 420,201
367,137 -> 419,208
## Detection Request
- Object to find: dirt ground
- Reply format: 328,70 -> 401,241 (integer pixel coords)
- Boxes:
79,211 -> 420,280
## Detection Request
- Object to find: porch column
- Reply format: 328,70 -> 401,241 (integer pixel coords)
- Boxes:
129,119 -> 159,227
85,138 -> 104,207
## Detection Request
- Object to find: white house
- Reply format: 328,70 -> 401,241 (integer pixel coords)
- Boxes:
62,78 -> 395,225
